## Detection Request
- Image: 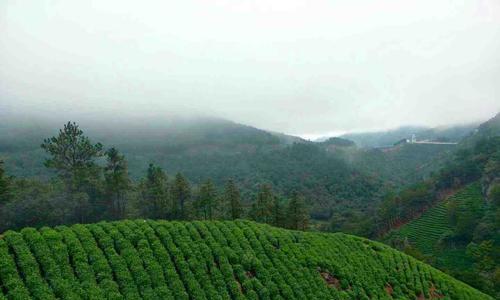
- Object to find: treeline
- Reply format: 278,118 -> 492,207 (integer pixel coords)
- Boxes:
0,122 -> 309,232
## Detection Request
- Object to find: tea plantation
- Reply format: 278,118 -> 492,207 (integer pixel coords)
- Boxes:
0,220 -> 491,299
388,183 -> 483,255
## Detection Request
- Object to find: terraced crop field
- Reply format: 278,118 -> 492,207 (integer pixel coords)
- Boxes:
390,183 -> 483,255
0,220 -> 490,299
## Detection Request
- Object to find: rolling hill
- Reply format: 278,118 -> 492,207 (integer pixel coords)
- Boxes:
0,220 -> 491,299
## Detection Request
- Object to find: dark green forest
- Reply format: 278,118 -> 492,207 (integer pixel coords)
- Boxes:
0,121 -> 310,234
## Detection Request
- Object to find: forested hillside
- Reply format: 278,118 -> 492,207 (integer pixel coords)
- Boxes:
383,181 -> 499,297
0,116 -> 289,180
387,183 -> 484,255
378,115 -> 500,297
0,220 -> 491,299
349,143 -> 457,187
0,117 -> 384,228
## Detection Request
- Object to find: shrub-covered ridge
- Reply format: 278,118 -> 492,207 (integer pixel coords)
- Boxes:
0,220 -> 491,299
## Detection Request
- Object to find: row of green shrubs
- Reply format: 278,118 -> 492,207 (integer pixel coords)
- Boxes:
0,220 -> 492,299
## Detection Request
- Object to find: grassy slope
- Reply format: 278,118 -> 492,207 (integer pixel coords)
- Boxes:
0,220 -> 490,299
386,183 -> 483,271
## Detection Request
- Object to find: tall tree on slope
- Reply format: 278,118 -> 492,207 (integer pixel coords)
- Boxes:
224,179 -> 242,220
171,172 -> 191,220
104,148 -> 130,220
251,184 -> 274,224
196,179 -> 218,220
287,192 -> 309,230
41,122 -> 103,222
139,163 -> 169,219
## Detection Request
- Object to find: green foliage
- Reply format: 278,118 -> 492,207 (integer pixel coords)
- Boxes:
467,241 -> 496,272
170,173 -> 191,220
287,192 -> 309,230
354,143 -> 457,187
194,179 -> 218,220
41,121 -> 103,182
0,179 -> 71,232
387,183 -> 482,255
40,122 -> 105,223
104,147 -> 130,219
320,137 -> 355,147
376,181 -> 435,233
139,163 -> 169,219
490,184 -> 500,206
250,184 -> 274,224
385,182 -> 500,297
270,196 -> 286,228
223,179 -> 242,220
0,220 -> 491,299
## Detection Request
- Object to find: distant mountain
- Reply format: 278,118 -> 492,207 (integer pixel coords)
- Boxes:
320,137 -> 355,147
0,116 -> 291,178
341,126 -> 427,148
478,112 -> 500,136
340,123 -> 478,148
460,112 -> 500,147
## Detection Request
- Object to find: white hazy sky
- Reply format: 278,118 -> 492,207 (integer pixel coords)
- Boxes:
1,0 -> 500,137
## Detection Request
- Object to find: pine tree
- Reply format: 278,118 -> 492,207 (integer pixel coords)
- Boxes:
224,179 -> 242,220
41,122 -> 103,183
271,197 -> 286,228
104,148 -> 130,220
287,192 -> 309,230
139,163 -> 169,219
251,184 -> 274,224
41,122 -> 103,222
196,179 -> 217,220
171,173 -> 191,220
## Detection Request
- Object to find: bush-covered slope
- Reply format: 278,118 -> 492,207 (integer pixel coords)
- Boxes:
0,220 -> 490,299
386,183 -> 483,255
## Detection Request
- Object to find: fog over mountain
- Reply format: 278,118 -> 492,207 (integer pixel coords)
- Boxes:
1,0 -> 500,136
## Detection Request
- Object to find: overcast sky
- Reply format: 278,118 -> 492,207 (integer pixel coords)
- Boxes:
1,0 -> 499,138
